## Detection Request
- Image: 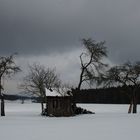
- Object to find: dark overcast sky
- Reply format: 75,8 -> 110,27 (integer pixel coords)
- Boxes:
1,0 -> 140,93
1,0 -> 140,61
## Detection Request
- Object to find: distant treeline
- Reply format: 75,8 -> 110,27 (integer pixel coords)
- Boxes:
0,94 -> 36,101
1,86 -> 140,104
72,86 -> 140,104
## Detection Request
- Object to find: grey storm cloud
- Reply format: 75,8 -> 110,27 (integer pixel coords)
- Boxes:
0,0 -> 140,62
1,0 -> 140,94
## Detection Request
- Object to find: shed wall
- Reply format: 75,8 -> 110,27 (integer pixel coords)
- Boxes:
47,96 -> 74,117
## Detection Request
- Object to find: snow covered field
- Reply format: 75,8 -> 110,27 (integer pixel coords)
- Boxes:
0,102 -> 140,140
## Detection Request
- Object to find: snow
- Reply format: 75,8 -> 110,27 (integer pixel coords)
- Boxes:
0,102 -> 140,140
45,88 -> 61,96
45,88 -> 70,96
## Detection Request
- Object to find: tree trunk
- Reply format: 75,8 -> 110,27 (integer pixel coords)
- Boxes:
0,78 -> 5,116
132,93 -> 137,113
77,80 -> 82,91
41,102 -> 44,114
133,103 -> 137,113
1,97 -> 5,116
128,99 -> 133,114
45,96 -> 47,109
77,68 -> 84,90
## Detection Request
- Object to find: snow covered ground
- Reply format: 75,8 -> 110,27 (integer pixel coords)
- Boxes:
0,102 -> 140,140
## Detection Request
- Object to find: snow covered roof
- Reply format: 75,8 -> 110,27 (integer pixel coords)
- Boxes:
45,88 -> 72,97
45,88 -> 62,97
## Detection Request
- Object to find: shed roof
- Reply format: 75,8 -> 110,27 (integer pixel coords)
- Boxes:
45,88 -> 61,97
45,88 -> 72,97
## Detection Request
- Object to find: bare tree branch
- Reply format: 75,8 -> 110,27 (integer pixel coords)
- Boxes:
20,63 -> 61,113
0,53 -> 21,116
77,38 -> 108,90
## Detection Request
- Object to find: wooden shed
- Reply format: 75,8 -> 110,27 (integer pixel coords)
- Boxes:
45,88 -> 75,117
47,96 -> 74,117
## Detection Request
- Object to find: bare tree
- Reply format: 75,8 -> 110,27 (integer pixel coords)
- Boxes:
20,63 -> 61,114
77,38 -> 108,90
100,61 -> 140,113
0,54 -> 21,116
56,83 -> 73,96
124,62 -> 140,113
45,68 -> 61,91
